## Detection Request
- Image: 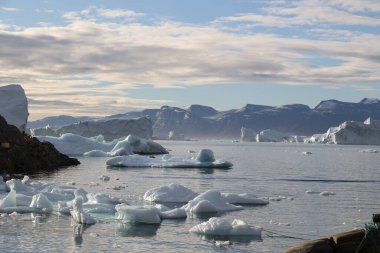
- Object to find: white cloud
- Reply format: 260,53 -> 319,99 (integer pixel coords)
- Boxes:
0,5 -> 379,118
0,7 -> 18,12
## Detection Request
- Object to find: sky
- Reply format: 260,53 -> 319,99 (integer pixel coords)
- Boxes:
0,0 -> 379,120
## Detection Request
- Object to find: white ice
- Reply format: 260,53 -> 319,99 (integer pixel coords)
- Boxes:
29,193 -> 54,212
189,217 -> 262,237
70,197 -> 96,225
143,183 -> 197,203
183,190 -> 243,213
221,193 -> 269,205
115,204 -> 161,224
160,208 -> 187,219
106,149 -> 233,169
359,149 -> 378,153
0,84 -> 28,131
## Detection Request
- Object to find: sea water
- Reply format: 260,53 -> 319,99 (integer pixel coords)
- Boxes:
0,141 -> 379,252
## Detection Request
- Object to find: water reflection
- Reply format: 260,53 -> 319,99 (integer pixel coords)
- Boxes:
198,234 -> 262,245
116,222 -> 160,237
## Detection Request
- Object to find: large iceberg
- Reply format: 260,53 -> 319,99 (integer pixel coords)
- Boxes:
256,129 -> 289,142
106,149 -> 233,168
305,118 -> 380,145
0,84 -> 28,131
37,134 -> 167,156
240,127 -> 257,142
189,217 -> 262,237
143,184 -> 197,203
56,117 -> 153,141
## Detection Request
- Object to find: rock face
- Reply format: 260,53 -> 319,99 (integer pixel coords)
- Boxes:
0,84 -> 28,132
56,117 -> 153,141
0,115 -> 79,175
306,118 -> 380,145
27,115 -> 93,130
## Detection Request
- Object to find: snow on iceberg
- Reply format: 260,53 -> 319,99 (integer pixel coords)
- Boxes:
106,149 -> 233,169
29,193 -> 54,212
183,190 -> 243,213
306,118 -> 380,145
143,184 -> 197,203
37,133 -> 167,156
115,204 -> 161,224
189,217 -> 262,237
0,84 -> 28,131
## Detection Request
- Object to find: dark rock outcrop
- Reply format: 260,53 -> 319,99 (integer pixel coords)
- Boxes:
0,115 -> 79,175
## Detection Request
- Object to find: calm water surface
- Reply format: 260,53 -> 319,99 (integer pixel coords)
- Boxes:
1,141 -> 379,253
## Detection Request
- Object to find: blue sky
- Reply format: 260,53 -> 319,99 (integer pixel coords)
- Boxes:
0,0 -> 379,119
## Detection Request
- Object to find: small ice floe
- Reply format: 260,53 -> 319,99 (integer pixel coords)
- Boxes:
320,191 -> 336,196
221,193 -> 269,205
269,220 -> 290,226
359,149 -> 378,153
268,195 -> 293,201
112,185 -> 125,191
29,193 -> 54,212
160,208 -> 187,219
302,151 -> 312,155
189,217 -> 262,237
106,149 -> 233,169
99,175 -> 110,182
143,184 -> 197,203
115,204 -> 161,224
306,190 -> 321,194
182,190 -> 243,213
70,197 -> 96,225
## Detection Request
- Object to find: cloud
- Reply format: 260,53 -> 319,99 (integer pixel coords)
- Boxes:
215,0 -> 380,27
0,5 -> 379,119
0,7 -> 18,12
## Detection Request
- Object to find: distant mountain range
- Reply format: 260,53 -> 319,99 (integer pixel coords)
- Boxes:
28,98 -> 380,139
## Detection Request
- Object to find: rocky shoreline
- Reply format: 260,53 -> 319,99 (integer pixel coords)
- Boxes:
0,115 -> 79,176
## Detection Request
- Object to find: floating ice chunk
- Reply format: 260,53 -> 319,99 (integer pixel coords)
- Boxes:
70,197 -> 96,225
183,190 -> 243,213
74,188 -> 88,202
58,201 -> 71,214
83,150 -> 109,157
221,193 -> 269,205
37,133 -> 114,155
196,149 -> 215,162
143,184 -> 197,203
160,208 -> 187,219
154,204 -> 170,212
270,220 -> 290,226
359,149 -> 378,153
306,190 -> 321,194
126,135 -> 167,155
190,217 -> 262,237
302,151 -> 312,155
83,203 -> 116,214
6,179 -> 34,193
87,193 -> 127,205
29,193 -> 54,212
107,149 -> 233,169
0,190 -> 16,209
99,175 -> 110,182
115,204 -> 161,224
320,191 -> 336,196
21,175 -> 30,184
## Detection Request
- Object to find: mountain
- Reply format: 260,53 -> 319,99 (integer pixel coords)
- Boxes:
28,98 -> 380,139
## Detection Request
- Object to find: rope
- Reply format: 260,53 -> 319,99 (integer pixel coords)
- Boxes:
263,228 -> 319,241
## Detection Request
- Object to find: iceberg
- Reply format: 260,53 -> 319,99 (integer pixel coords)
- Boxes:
106,149 -> 233,169
0,84 -> 28,131
306,118 -> 380,145
256,129 -> 289,142
56,117 -> 153,141
182,190 -> 243,213
29,193 -> 54,212
70,197 -> 96,225
115,204 -> 161,224
143,184 -> 197,203
37,134 -> 167,156
189,217 -> 262,237
159,208 -> 187,219
240,127 -> 257,142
